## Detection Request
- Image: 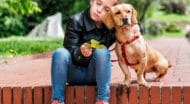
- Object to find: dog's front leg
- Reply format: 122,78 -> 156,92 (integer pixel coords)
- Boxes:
118,60 -> 131,86
137,56 -> 148,86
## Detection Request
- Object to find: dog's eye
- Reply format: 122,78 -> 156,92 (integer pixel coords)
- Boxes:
127,10 -> 131,13
115,11 -> 120,15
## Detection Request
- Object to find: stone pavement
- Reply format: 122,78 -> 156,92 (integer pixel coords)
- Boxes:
0,37 -> 190,87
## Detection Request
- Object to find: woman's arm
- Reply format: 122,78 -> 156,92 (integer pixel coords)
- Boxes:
64,17 -> 92,65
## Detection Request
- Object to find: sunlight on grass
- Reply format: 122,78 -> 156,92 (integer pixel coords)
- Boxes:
0,36 -> 63,59
144,30 -> 186,40
149,11 -> 190,23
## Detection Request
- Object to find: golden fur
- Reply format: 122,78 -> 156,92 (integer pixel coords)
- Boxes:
102,3 -> 172,86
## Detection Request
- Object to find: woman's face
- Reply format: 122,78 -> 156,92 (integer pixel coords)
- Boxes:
90,0 -> 115,22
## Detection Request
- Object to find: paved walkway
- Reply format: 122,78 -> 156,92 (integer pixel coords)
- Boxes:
0,37 -> 190,87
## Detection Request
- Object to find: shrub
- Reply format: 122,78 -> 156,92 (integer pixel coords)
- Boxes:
164,23 -> 181,32
0,0 -> 41,37
161,1 -> 186,14
147,21 -> 163,35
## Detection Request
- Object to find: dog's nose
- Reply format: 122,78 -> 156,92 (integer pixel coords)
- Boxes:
122,18 -> 128,25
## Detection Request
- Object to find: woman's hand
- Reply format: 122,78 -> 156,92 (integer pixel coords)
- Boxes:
80,43 -> 93,57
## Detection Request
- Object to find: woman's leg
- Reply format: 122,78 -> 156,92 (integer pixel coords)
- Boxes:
51,48 -> 71,103
87,48 -> 111,102
51,48 -> 89,103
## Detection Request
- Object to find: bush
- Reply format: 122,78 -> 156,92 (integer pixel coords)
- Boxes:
147,21 -> 163,35
161,1 -> 186,14
0,0 -> 41,37
164,23 -> 181,32
186,31 -> 190,38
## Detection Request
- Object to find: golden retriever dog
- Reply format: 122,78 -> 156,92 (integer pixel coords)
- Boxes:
102,3 -> 172,86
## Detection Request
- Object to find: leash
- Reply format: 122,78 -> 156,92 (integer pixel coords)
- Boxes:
109,47 -> 118,62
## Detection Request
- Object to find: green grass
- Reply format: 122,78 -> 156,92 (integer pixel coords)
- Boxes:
145,10 -> 188,40
144,30 -> 186,40
0,36 -> 63,59
149,11 -> 190,23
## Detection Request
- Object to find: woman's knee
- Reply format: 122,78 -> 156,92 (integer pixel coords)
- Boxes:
93,48 -> 110,58
52,48 -> 71,63
93,48 -> 111,63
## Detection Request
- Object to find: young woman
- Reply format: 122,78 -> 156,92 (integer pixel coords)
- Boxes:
51,0 -> 124,104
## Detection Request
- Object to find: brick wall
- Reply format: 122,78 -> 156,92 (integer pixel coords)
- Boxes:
0,85 -> 190,104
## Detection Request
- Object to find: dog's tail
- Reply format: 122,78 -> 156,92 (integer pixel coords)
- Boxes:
168,60 -> 172,68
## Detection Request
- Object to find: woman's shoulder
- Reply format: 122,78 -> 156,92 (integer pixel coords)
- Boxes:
66,9 -> 88,31
69,9 -> 88,23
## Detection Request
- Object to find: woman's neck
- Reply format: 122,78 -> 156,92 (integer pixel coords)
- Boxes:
95,22 -> 103,28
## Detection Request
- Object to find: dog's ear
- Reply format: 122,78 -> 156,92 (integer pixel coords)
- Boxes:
131,7 -> 138,24
101,11 -> 114,29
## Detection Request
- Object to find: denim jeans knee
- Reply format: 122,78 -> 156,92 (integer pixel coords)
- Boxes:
51,48 -> 71,103
91,48 -> 111,102
52,48 -> 71,64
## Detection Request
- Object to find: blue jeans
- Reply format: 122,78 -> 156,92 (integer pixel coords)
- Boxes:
51,48 -> 111,103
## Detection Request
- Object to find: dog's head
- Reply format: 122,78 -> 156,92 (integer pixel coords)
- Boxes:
102,3 -> 138,29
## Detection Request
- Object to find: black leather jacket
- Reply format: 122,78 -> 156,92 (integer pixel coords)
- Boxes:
64,8 -> 116,66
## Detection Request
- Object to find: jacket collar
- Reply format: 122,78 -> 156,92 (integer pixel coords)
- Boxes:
83,8 -> 97,31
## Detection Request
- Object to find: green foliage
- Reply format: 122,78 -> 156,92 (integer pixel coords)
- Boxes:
31,0 -> 76,24
165,23 -> 181,32
149,10 -> 190,23
0,0 -> 41,37
160,1 -> 186,14
126,0 -> 154,22
147,21 -> 163,35
70,0 -> 89,15
0,36 -> 62,59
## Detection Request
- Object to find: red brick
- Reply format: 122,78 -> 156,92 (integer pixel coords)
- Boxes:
139,86 -> 149,104
150,86 -> 160,104
172,87 -> 181,104
184,86 -> 190,104
75,86 -> 85,104
0,87 -> 1,104
86,86 -> 97,104
34,86 -> 43,104
3,87 -> 12,104
23,87 -> 33,104
13,87 -> 22,104
129,86 -> 138,104
161,87 -> 171,104
117,85 -> 128,104
44,86 -> 52,104
110,86 -> 117,104
65,86 -> 75,104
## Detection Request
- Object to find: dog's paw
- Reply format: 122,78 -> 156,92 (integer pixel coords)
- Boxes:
155,78 -> 161,82
122,79 -> 131,86
137,79 -> 148,86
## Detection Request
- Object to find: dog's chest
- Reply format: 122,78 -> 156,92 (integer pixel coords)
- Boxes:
116,39 -> 146,58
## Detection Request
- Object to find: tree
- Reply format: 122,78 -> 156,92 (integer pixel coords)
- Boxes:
0,0 -> 41,37
126,0 -> 154,22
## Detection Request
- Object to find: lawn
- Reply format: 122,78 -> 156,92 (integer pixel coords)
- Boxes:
145,10 -> 189,39
0,36 -> 63,59
144,30 -> 186,40
149,11 -> 190,23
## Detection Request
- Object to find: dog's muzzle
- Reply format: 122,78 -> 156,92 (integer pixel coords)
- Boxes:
122,18 -> 129,25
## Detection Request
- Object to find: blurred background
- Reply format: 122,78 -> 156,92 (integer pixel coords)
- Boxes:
0,0 -> 190,58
